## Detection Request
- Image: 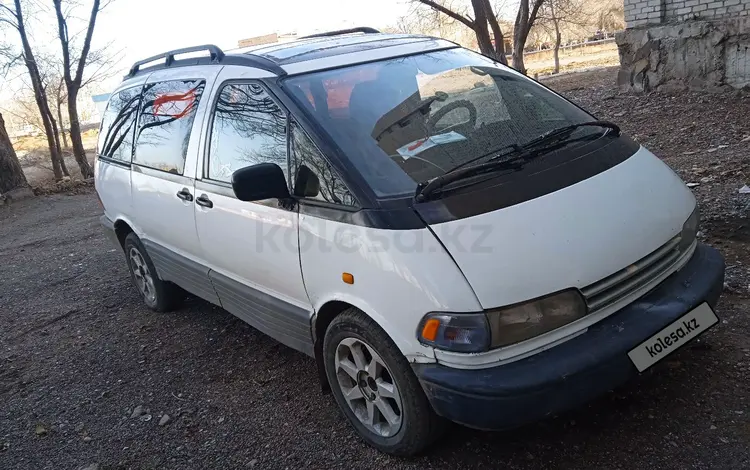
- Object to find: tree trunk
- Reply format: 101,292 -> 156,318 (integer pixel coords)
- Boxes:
13,0 -> 64,181
48,112 -> 69,177
53,0 -> 99,180
552,9 -> 561,74
0,112 -> 29,194
512,0 -> 544,75
511,39 -> 526,74
66,90 -> 94,178
470,0 -> 496,58
56,93 -> 69,149
59,150 -> 69,176
36,95 -> 64,180
416,0 -> 508,64
512,0 -> 530,74
480,0 -> 508,65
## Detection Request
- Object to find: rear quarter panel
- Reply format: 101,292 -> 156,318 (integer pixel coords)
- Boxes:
95,159 -> 132,228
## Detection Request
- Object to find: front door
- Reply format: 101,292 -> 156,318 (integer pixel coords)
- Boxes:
193,72 -> 313,355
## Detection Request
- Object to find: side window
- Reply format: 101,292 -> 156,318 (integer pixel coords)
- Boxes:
97,86 -> 141,162
208,82 -> 288,184
134,79 -> 205,174
291,121 -> 356,206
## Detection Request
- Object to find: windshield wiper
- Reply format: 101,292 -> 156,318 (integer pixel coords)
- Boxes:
414,120 -> 620,202
448,120 -> 620,173
414,156 -> 526,202
519,120 -> 620,151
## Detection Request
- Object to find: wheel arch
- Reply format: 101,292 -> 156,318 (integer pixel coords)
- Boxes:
311,296 -> 435,392
312,300 -> 353,392
111,215 -> 142,250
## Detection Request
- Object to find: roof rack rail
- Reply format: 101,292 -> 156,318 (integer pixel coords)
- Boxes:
127,44 -> 225,77
223,54 -> 287,76
126,44 -> 288,78
301,27 -> 380,39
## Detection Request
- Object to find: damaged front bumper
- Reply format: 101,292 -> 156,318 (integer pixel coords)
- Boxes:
413,243 -> 725,431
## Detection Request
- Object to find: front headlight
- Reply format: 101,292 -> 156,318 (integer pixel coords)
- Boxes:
485,290 -> 587,348
417,290 -> 587,352
679,206 -> 699,251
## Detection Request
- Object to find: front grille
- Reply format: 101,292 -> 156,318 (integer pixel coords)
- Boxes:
581,235 -> 688,313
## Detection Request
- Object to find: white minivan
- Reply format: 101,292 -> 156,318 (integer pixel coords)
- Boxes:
95,29 -> 725,456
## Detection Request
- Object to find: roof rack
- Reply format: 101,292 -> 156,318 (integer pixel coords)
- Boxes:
300,27 -> 380,39
126,44 -> 287,78
128,45 -> 224,77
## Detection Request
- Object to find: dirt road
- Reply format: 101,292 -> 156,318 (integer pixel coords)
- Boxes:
1,67 -> 749,469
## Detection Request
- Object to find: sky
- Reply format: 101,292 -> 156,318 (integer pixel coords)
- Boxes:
1,0 -> 412,101
96,0 -> 412,63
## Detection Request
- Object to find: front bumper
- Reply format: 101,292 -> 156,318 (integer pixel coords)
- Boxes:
414,242 -> 725,431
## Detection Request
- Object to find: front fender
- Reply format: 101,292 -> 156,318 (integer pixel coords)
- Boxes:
298,215 -> 483,362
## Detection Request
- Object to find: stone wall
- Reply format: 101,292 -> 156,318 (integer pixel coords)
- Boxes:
618,1 -> 750,91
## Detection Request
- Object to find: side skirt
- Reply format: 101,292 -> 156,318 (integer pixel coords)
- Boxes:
142,240 -> 315,357
208,271 -> 314,357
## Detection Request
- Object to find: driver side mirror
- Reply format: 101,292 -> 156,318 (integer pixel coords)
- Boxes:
231,163 -> 290,202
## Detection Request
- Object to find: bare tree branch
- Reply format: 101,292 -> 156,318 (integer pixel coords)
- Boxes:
529,0 -> 545,28
0,2 -> 18,18
73,0 -> 100,85
0,16 -> 18,29
415,0 -> 475,29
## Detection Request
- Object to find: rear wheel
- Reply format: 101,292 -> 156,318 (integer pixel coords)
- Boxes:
124,233 -> 183,312
323,308 -> 447,456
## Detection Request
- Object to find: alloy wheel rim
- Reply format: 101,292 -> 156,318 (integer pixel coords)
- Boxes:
129,247 -> 156,303
334,337 -> 403,437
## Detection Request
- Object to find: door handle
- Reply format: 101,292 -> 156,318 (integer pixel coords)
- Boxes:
195,194 -> 214,208
176,188 -> 193,202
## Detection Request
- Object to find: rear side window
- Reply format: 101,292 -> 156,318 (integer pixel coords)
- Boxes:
97,86 -> 141,162
134,79 -> 205,174
207,82 -> 288,183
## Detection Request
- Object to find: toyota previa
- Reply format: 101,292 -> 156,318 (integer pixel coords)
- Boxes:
95,28 -> 725,455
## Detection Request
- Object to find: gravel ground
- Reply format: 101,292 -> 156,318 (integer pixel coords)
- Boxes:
1,67 -> 749,470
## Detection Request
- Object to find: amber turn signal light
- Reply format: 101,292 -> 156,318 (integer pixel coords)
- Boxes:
420,318 -> 441,342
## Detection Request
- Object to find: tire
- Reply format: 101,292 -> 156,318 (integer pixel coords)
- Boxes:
323,308 -> 447,456
123,233 -> 183,312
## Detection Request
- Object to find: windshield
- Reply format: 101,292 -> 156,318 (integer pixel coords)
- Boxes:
285,48 -> 594,197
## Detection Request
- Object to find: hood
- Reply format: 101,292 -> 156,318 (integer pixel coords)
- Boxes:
426,147 -> 696,309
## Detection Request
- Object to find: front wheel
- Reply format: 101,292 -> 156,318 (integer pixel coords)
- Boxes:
323,308 -> 447,456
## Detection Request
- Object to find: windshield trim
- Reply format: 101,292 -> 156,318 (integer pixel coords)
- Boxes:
281,42 -> 460,76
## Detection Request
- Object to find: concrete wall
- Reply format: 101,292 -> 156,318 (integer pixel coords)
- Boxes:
618,0 -> 750,91
625,0 -> 750,28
